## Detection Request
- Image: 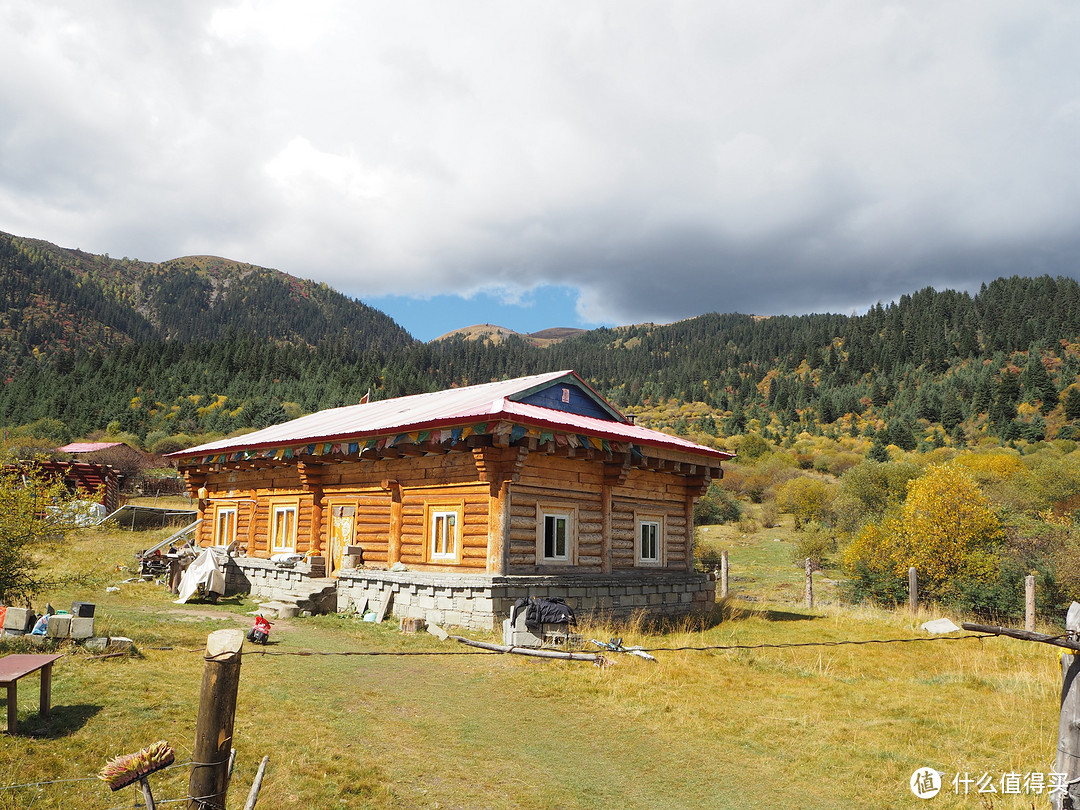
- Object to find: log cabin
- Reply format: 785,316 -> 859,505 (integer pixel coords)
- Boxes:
170,371 -> 733,629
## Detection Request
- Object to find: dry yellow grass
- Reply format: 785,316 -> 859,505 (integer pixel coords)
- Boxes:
0,527 -> 1070,808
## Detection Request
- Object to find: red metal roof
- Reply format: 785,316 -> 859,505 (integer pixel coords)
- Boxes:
59,441 -> 126,453
171,370 -> 732,462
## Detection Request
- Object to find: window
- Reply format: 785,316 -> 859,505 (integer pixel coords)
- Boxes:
271,504 -> 297,553
543,514 -> 569,560
429,510 -> 458,560
423,501 -> 464,564
214,505 -> 237,546
536,505 -> 575,565
638,520 -> 661,564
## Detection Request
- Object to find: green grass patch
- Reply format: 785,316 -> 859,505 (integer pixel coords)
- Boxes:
0,527 -> 1068,808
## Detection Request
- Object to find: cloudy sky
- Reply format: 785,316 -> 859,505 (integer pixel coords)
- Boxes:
1,2 -> 1078,341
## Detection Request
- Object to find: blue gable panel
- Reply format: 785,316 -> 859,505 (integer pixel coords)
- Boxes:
519,384 -> 617,421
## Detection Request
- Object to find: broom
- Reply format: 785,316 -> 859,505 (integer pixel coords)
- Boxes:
98,740 -> 175,809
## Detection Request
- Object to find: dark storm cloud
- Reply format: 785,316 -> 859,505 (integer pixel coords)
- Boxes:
1,1 -> 1078,326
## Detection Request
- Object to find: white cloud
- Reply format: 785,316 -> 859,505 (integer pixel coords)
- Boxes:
0,1 -> 1078,326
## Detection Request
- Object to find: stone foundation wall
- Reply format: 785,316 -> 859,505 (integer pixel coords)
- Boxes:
335,570 -> 716,631
219,557 -> 716,630
221,557 -> 318,601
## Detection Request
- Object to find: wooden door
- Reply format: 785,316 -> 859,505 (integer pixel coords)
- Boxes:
329,505 -> 356,577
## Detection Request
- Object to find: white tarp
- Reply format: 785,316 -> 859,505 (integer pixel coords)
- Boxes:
47,500 -> 107,527
921,618 -> 961,634
173,546 -> 228,604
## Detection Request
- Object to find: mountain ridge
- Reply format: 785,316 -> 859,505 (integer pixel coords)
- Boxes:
5,229 -> 1080,457
0,230 -> 414,370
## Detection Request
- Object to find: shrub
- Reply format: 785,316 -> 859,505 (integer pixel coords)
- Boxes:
842,463 -> 1003,604
774,476 -> 835,529
743,473 -> 770,503
832,460 -> 920,537
0,466 -> 84,602
789,521 -> 835,570
759,501 -> 780,528
693,484 -> 743,525
737,433 -> 771,461
148,433 -> 197,456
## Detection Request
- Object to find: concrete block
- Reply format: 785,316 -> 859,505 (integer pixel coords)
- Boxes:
46,614 -> 71,638
84,637 -> 109,652
3,607 -> 35,631
108,636 -> 134,651
70,617 -> 95,639
27,635 -> 47,648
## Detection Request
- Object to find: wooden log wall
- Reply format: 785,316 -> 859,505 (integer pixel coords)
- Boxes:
608,499 -> 688,570
399,484 -> 490,572
191,440 -> 708,573
351,495 -> 393,564
195,453 -> 487,564
509,454 -> 607,572
612,468 -> 693,570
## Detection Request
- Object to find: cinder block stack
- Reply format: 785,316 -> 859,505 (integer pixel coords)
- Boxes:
2,607 -> 36,636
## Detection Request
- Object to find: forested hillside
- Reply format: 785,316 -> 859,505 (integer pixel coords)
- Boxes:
408,276 -> 1080,448
4,229 -> 1080,459
0,230 -> 414,376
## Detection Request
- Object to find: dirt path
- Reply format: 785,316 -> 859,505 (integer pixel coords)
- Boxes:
157,604 -> 299,638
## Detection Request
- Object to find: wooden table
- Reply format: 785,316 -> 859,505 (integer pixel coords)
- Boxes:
0,654 -> 63,734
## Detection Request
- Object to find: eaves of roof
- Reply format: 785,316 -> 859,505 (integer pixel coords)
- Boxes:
169,370 -> 732,463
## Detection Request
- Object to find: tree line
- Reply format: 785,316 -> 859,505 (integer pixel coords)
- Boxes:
5,221 -> 1080,455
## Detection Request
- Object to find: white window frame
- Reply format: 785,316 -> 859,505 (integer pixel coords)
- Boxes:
429,509 -> 459,561
214,504 -> 237,546
270,503 -> 298,553
636,515 -> 664,567
536,504 -> 576,565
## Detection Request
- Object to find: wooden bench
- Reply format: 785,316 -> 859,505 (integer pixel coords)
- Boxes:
0,654 -> 63,734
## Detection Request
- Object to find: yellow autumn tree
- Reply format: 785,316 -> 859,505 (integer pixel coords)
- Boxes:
775,476 -> 835,529
843,463 -> 1002,600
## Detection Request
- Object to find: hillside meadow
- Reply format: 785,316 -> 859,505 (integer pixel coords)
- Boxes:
0,521 -> 1068,810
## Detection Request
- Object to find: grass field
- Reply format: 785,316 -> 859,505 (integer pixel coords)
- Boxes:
0,520 -> 1069,809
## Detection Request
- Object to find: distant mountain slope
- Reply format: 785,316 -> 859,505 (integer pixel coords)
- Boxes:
0,231 -> 415,371
433,323 -> 586,347
6,226 -> 1080,453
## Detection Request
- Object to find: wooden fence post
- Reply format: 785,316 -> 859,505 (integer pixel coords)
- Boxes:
909,567 -> 918,616
243,756 -> 270,810
1026,575 -> 1036,632
804,558 -> 813,608
720,550 -> 729,599
1054,654 -> 1080,809
189,629 -> 245,810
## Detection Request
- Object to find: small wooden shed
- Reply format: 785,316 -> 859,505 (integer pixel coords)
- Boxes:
30,460 -> 122,513
171,371 -> 732,628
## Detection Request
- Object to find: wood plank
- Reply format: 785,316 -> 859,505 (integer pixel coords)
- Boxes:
375,592 -> 393,622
